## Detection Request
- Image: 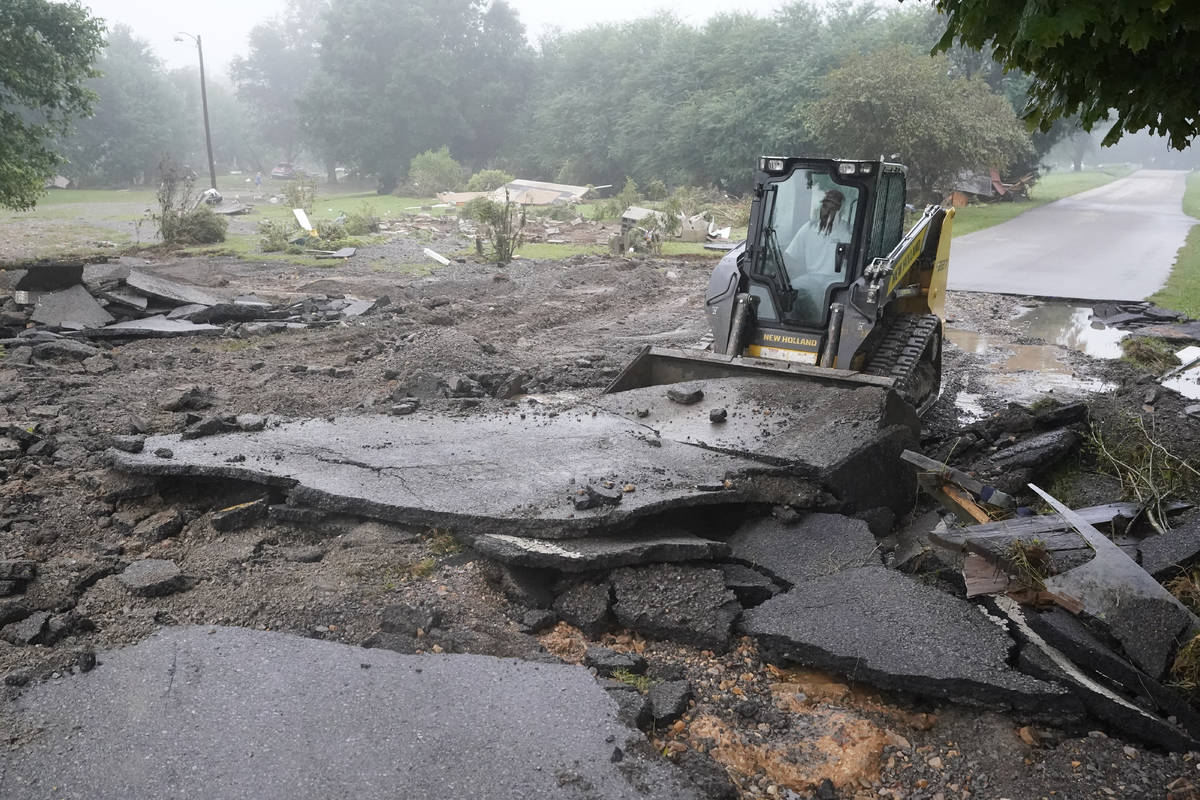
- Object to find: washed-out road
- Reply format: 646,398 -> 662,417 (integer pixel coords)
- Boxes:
948,169 -> 1196,301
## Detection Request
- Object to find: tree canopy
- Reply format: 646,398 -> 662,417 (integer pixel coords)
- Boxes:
933,0 -> 1200,149
0,0 -> 105,209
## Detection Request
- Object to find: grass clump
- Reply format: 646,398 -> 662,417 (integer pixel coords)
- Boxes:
428,530 -> 463,557
1088,415 -> 1200,533
1120,336 -> 1182,373
1170,633 -> 1200,697
343,204 -> 381,235
406,557 -> 437,579
610,668 -> 656,693
1006,539 -> 1054,591
258,218 -> 292,252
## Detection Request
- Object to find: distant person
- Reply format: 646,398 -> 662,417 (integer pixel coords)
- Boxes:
254,171 -> 262,191
784,189 -> 851,281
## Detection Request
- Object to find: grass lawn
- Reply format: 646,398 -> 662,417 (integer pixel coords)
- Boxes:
1149,173 -> 1200,317
951,166 -> 1134,237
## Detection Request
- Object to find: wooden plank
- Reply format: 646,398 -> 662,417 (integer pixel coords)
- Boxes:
942,484 -> 991,524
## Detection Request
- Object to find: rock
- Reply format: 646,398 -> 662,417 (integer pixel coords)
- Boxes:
389,401 -> 419,416
211,498 -> 269,532
727,513 -> 880,586
0,599 -> 30,625
666,386 -> 704,405
585,645 -> 647,677
649,680 -> 692,725
720,563 -> 780,607
268,505 -> 327,525
552,581 -> 612,638
118,559 -> 187,596
109,435 -> 146,453
1185,404 -> 1200,421
472,531 -> 728,573
741,567 -> 1075,710
516,608 -> 556,634
611,564 -> 741,651
0,560 -> 37,582
76,470 -> 156,503
573,483 -> 623,511
985,429 -> 1081,472
0,437 -> 23,459
83,354 -> 117,374
380,603 -> 440,637
6,346 -> 32,365
29,339 -> 102,362
1139,516 -> 1200,578
182,415 -> 239,440
709,408 -> 727,423
1,610 -> 51,645
0,581 -> 20,596
284,546 -> 325,563
235,415 -> 267,432
444,375 -> 482,398
159,385 -> 212,412
133,509 -> 184,541
1032,401 -> 1089,429
154,448 -> 174,459
491,564 -> 555,609
604,685 -> 652,729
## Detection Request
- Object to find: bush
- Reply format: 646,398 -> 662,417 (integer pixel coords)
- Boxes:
470,191 -> 525,265
409,146 -> 464,194
460,195 -> 495,222
313,218 -> 348,249
343,204 -> 381,235
176,207 -> 227,244
645,179 -> 668,200
282,178 -> 316,213
259,219 -> 292,252
466,169 -> 515,192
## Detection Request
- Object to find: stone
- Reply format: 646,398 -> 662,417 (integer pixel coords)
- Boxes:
389,401 -> 419,416
0,599 -> 30,625
604,684 -> 652,729
380,603 -> 440,637
611,564 -> 741,652
76,470 -> 156,503
133,509 -> 184,541
0,559 -> 37,582
109,435 -> 145,453
30,285 -> 114,330
727,513 -> 881,587
211,498 -> 268,532
585,645 -> 648,677
709,408 -> 728,423
30,339 -> 100,362
472,531 -> 728,572
235,414 -> 267,432
552,581 -> 612,638
574,483 -> 623,511
985,429 -> 1081,472
516,609 -> 556,634
666,386 -> 704,405
649,680 -> 692,725
740,567 -> 1074,710
118,559 -> 186,596
284,546 -> 325,563
0,437 -> 23,459
182,415 -> 239,440
82,354 -> 117,374
159,385 -> 212,412
1,610 -> 51,645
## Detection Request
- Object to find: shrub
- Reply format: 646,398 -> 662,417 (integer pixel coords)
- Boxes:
460,195 -> 495,222
645,178 -> 668,200
313,218 -> 348,249
470,191 -> 525,265
259,219 -> 292,252
466,169 -> 515,192
175,207 -> 227,244
409,146 -> 464,194
282,177 -> 316,213
343,204 -> 381,235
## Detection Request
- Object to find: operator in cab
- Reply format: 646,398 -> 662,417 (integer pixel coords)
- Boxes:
784,189 -> 850,280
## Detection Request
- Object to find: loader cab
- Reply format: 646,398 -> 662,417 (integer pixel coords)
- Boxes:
733,157 -> 907,362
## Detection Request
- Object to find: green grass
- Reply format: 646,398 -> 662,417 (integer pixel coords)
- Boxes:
514,242 -> 607,259
951,166 -> 1133,237
1149,172 -> 1200,317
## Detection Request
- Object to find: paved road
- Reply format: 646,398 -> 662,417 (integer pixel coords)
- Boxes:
0,627 -> 703,800
948,170 -> 1196,300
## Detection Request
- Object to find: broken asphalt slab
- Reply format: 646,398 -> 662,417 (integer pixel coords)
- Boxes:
0,626 -> 705,800
124,269 -> 222,307
740,566 -> 1078,711
108,409 -> 861,538
30,285 -> 114,330
85,315 -> 223,339
592,377 -> 919,513
726,513 -> 880,586
471,531 -> 729,571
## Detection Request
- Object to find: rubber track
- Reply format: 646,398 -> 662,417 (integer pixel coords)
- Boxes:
863,313 -> 941,405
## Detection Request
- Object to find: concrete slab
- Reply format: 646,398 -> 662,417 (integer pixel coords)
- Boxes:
472,531 -> 729,571
30,285 -> 114,329
109,413 -> 815,538
0,626 -> 701,800
726,513 -> 880,586
611,564 -> 742,651
125,269 -> 222,306
87,315 -> 223,339
740,566 -> 1075,710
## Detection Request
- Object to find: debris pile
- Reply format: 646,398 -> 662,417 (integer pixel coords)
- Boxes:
0,259 -> 387,341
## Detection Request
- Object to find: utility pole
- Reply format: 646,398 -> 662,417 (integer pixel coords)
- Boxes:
175,33 -> 217,190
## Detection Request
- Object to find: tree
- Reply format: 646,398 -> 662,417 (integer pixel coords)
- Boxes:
59,26 -> 181,186
933,0 -> 1200,149
802,48 -> 1031,200
229,0 -> 326,167
0,0 -> 105,209
409,147 -> 463,193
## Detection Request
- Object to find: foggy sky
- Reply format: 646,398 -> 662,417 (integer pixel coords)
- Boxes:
81,0 -> 791,78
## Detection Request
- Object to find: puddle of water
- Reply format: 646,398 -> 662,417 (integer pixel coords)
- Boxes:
954,390 -> 986,422
1162,345 -> 1200,400
1013,304 -> 1127,359
945,329 -> 1082,375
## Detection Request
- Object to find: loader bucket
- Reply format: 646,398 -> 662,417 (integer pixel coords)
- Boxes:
603,346 -> 896,394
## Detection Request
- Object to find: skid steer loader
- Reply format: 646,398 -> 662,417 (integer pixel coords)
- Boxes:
605,156 -> 953,414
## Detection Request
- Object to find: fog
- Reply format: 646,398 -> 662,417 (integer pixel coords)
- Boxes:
81,0 -> 791,75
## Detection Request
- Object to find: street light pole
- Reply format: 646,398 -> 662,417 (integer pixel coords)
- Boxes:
176,32 -> 217,190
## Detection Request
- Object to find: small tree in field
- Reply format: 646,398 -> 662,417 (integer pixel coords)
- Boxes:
408,146 -> 464,194
470,190 -> 525,265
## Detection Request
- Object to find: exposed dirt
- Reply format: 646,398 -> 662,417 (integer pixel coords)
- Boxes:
1,236 -> 1198,799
